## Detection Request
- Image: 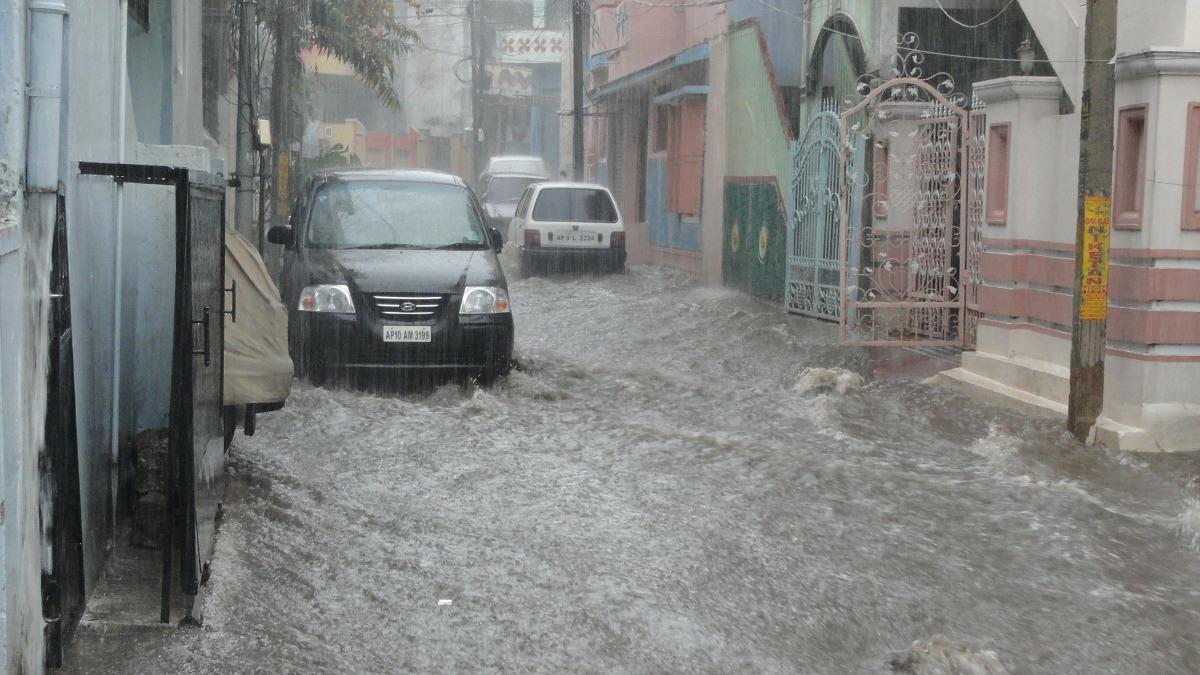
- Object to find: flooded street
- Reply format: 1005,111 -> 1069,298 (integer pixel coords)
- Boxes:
78,267 -> 1200,673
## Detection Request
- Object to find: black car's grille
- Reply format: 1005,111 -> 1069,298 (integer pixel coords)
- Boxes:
368,293 -> 449,321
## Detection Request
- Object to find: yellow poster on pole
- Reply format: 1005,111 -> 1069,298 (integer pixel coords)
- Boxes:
275,153 -> 290,217
1079,195 -> 1110,320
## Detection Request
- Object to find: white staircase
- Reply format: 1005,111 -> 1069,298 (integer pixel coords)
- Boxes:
1016,0 -> 1084,109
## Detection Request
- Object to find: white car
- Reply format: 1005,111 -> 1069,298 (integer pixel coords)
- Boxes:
507,182 -> 626,275
479,155 -> 550,185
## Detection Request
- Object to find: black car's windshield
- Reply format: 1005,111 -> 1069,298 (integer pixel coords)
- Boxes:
486,176 -> 539,204
306,180 -> 487,249
531,187 -> 619,223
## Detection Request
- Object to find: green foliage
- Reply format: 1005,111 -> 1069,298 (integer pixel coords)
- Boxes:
297,143 -> 361,182
263,0 -> 418,111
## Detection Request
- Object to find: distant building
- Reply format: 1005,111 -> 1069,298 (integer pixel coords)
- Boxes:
315,119 -> 369,163
398,0 -> 473,175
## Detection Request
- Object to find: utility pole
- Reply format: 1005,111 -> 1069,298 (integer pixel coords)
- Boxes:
235,0 -> 259,240
1067,0 -> 1119,441
570,0 -> 586,180
470,0 -> 485,184
270,1 -> 294,219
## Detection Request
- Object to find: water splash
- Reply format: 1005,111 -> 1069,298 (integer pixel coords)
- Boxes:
891,637 -> 1010,675
498,240 -> 525,280
963,423 -> 1021,465
1178,497 -> 1200,552
793,367 -> 864,395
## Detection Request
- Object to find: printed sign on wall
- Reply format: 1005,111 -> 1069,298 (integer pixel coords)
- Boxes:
498,31 -> 566,64
1079,195 -> 1110,321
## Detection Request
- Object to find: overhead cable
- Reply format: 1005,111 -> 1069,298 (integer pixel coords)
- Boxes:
933,0 -> 1016,29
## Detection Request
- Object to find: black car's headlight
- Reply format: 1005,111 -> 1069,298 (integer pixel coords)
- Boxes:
298,284 -> 356,314
459,286 -> 510,314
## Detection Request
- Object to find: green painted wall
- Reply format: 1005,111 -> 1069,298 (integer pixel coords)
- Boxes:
726,26 -> 790,183
799,3 -> 876,133
806,2 -> 879,69
723,181 -> 786,304
723,25 -> 791,303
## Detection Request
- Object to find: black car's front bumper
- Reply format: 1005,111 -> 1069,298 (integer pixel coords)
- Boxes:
294,304 -> 514,379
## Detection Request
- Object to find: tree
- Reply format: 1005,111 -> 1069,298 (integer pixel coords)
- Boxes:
297,142 -> 361,182
260,0 -> 417,226
263,0 -> 416,110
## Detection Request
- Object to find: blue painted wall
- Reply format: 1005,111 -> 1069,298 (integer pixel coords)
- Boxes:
729,0 -> 806,88
645,157 -> 701,252
126,0 -> 174,145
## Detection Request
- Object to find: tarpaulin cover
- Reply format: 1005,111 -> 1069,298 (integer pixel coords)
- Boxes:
223,228 -> 292,405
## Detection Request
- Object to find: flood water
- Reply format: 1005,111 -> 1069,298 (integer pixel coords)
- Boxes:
76,266 -> 1200,673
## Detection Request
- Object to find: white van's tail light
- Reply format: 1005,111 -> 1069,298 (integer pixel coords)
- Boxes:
525,229 -> 541,247
610,231 -> 626,248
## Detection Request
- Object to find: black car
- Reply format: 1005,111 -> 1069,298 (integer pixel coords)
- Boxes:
480,172 -> 544,241
268,170 -> 514,386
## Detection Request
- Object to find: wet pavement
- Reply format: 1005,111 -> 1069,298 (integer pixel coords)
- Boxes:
72,266 -> 1200,673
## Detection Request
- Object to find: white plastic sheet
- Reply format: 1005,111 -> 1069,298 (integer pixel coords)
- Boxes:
223,228 -> 292,406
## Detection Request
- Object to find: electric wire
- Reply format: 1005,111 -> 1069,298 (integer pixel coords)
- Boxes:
933,0 -> 1016,29
616,0 -> 1199,66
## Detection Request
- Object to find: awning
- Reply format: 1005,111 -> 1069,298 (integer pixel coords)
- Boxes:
590,42 -> 709,100
651,85 -> 709,106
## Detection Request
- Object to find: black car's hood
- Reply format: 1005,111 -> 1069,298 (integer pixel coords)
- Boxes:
306,247 -> 505,293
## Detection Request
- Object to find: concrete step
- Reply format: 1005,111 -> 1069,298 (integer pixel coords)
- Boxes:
960,351 -> 1070,404
932,366 -> 1161,453
928,366 -> 1066,419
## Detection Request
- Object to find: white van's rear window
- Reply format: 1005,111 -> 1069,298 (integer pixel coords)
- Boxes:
532,188 -> 619,223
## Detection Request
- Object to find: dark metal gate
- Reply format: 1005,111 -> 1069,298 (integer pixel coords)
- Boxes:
79,163 -> 231,623
171,169 -> 228,618
43,193 -> 85,668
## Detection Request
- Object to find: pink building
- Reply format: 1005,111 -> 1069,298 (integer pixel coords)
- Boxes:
587,0 -> 728,278
365,130 -> 419,169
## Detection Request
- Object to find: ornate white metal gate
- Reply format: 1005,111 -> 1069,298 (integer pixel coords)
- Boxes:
837,38 -> 979,347
786,108 -> 843,320
964,101 -> 988,350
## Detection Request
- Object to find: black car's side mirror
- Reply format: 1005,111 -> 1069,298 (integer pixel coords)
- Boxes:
487,227 -> 504,252
267,225 -> 295,247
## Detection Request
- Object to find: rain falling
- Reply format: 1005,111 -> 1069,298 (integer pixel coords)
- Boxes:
0,0 -> 1198,673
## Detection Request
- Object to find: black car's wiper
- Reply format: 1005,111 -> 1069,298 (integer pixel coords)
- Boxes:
350,243 -> 430,250
434,242 -> 489,250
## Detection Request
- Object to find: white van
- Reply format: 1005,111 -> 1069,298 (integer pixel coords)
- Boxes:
507,182 -> 626,275
479,156 -> 550,185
